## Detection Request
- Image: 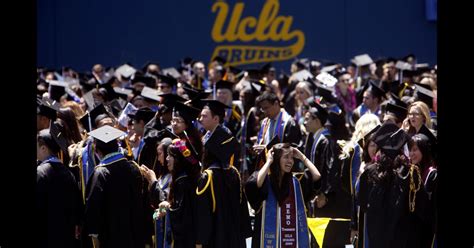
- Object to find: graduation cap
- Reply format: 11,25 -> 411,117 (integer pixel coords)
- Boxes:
351,54 -> 374,67
314,82 -> 336,103
172,101 -> 201,124
37,98 -> 59,120
255,135 -> 280,169
250,80 -> 267,98
199,99 -> 231,119
417,124 -> 437,147
108,98 -> 127,118
47,80 -> 69,101
161,68 -> 181,79
156,73 -> 178,87
88,125 -> 125,144
215,80 -> 235,91
212,56 -> 227,65
115,64 -> 136,79
291,69 -> 314,82
390,93 -> 408,108
293,58 -> 309,70
413,83 -> 435,107
50,121 -> 69,155
113,87 -> 133,99
316,72 -> 338,87
127,107 -> 156,123
227,66 -> 245,82
132,75 -> 156,88
117,102 -> 138,127
385,103 -> 408,122
365,80 -> 386,99
357,124 -> 381,148
79,103 -> 110,132
246,68 -> 264,81
306,98 -> 329,124
182,83 -> 211,100
141,86 -> 161,102
372,122 -> 401,148
260,63 -> 275,74
320,63 -> 340,73
157,93 -> 187,114
204,125 -> 238,166
378,128 -> 410,159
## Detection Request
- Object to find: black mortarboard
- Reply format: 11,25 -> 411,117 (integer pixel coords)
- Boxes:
306,98 -> 329,124
156,73 -> 178,87
212,56 -> 227,65
413,83 -> 435,108
390,93 -> 408,108
204,125 -> 237,166
37,98 -> 58,120
260,63 -> 274,74
385,103 -> 407,121
88,125 -> 125,144
417,124 -> 437,146
379,128 -> 410,159
246,68 -> 264,81
127,107 -> 156,124
228,66 -> 245,82
50,121 -> 69,155
215,80 -> 235,91
158,93 -> 186,109
79,103 -> 110,132
357,124 -> 381,148
372,122 -> 401,148
172,101 -> 201,124
314,82 -> 336,103
199,99 -> 231,119
132,75 -> 157,88
161,68 -> 181,79
108,99 -> 127,118
250,80 -> 267,98
366,80 -> 386,99
114,87 -> 133,99
47,80 -> 68,101
182,83 -> 211,101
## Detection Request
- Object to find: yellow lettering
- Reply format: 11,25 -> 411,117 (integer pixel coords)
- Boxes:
238,17 -> 257,42
255,0 -> 279,41
211,2 -> 229,42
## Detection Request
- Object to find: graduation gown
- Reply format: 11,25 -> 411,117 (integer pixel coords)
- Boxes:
224,104 -> 243,137
357,163 -> 430,248
167,174 -> 198,248
195,165 -> 252,248
83,154 -> 145,248
36,159 -> 82,248
245,170 -> 315,248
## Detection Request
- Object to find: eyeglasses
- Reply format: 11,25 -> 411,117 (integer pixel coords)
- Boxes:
408,112 -> 422,117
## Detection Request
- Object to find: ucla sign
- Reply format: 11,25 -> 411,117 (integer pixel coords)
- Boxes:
37,0 -> 436,71
210,0 -> 305,66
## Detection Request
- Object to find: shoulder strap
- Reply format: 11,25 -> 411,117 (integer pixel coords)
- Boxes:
196,169 -> 216,213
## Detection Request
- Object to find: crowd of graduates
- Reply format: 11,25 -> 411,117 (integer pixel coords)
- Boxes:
36,53 -> 438,248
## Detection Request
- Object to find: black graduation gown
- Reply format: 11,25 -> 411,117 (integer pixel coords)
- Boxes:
36,160 -> 82,248
357,163 -> 429,248
244,170 -> 315,248
224,104 -> 243,137
83,159 -> 145,248
195,166 -> 252,248
168,174 -> 198,248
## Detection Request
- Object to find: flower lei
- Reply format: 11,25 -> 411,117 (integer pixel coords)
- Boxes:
172,139 -> 199,165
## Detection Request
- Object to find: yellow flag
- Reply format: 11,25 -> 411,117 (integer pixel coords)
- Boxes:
307,217 -> 351,248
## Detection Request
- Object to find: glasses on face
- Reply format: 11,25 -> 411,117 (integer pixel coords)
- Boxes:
408,112 -> 422,117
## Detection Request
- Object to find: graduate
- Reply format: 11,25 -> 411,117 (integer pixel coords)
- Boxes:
36,126 -> 82,248
83,125 -> 145,248
195,101 -> 252,247
245,143 -> 321,248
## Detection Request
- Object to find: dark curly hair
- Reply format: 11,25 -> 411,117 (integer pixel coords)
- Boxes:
269,143 -> 293,205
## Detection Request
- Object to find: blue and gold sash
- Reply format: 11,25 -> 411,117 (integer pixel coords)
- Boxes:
261,176 -> 309,247
155,210 -> 172,248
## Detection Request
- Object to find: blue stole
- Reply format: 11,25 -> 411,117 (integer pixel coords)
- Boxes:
99,152 -> 126,166
310,128 -> 329,163
136,139 -> 145,160
261,176 -> 309,247
350,144 -> 361,195
257,111 -> 284,145
82,139 -> 96,186
155,209 -> 172,248
41,155 -> 62,165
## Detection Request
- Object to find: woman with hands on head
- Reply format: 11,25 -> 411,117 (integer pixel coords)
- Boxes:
245,143 -> 320,248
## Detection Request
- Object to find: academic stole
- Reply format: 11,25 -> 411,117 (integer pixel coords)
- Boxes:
350,144 -> 361,195
260,176 -> 310,248
155,210 -> 172,248
310,128 -> 330,162
257,111 -> 284,145
82,139 -> 96,186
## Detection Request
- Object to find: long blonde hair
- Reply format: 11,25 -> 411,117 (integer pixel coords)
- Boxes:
338,113 -> 381,159
408,101 -> 432,129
